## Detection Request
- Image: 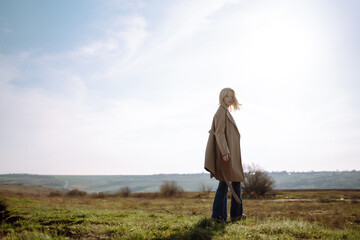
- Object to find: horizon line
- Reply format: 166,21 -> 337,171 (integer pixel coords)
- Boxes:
1,170 -> 359,176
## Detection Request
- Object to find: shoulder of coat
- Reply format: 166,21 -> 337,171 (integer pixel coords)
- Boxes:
215,105 -> 228,115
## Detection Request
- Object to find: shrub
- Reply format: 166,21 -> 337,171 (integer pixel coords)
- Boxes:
66,189 -> 87,197
48,191 -> 62,197
118,186 -> 131,197
160,181 -> 184,197
242,164 -> 274,198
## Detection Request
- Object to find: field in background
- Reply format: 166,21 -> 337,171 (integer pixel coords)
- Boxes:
0,185 -> 359,239
1,171 -> 359,193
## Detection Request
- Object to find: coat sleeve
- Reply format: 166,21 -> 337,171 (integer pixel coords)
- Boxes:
214,108 -> 230,156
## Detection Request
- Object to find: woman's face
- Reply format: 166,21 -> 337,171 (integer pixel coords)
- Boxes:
224,95 -> 233,106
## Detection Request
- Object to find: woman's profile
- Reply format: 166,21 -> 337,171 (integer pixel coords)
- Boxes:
204,87 -> 246,222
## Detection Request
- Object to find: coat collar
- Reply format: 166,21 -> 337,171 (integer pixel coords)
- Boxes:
219,105 -> 239,133
227,111 -> 239,133
217,105 -> 239,132
220,104 -> 228,110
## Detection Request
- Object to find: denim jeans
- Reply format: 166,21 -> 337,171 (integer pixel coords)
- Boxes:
211,181 -> 243,221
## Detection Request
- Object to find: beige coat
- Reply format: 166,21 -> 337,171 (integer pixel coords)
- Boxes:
204,105 -> 245,202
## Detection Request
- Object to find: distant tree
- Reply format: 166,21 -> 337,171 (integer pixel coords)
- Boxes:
66,189 -> 87,197
48,191 -> 62,197
160,181 -> 184,197
242,164 -> 275,198
119,186 -> 131,197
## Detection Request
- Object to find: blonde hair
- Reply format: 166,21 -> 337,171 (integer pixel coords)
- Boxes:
219,88 -> 241,111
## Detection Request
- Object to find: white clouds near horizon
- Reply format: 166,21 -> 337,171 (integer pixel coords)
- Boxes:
0,0 -> 359,174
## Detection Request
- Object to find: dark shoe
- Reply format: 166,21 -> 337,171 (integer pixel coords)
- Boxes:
211,217 -> 227,223
230,214 -> 246,222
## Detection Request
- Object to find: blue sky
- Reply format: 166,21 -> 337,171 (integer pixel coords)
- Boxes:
0,0 -> 359,175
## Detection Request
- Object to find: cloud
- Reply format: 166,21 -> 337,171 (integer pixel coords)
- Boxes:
0,57 -> 19,85
0,0 -> 359,174
76,14 -> 147,60
0,76 -> 212,174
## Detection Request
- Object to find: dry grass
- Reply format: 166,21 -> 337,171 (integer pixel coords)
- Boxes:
1,185 -> 359,239
244,199 -> 360,229
1,187 -> 359,229
0,184 -> 59,196
273,189 -> 360,200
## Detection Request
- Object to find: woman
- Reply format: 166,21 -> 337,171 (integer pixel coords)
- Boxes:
204,88 -> 245,222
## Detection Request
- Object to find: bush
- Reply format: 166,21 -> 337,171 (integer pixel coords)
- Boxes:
242,164 -> 274,198
48,191 -> 62,197
66,189 -> 87,197
160,181 -> 184,197
118,186 -> 131,197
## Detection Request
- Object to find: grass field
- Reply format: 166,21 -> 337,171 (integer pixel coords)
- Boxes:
0,186 -> 359,239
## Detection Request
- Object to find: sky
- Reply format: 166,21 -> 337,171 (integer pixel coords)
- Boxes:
0,0 -> 359,175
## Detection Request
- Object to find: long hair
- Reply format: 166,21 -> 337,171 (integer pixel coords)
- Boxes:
219,88 -> 241,111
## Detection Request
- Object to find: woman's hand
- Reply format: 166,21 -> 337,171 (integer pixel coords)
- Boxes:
222,154 -> 231,162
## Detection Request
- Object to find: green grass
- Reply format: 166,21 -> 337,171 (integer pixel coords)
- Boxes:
1,190 -> 360,239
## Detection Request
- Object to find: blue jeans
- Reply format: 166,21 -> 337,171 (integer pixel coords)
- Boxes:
212,181 -> 243,221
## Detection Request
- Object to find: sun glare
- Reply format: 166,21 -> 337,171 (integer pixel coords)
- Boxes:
245,9 -> 317,81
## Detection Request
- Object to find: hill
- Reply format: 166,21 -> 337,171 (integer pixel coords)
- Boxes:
0,171 -> 359,193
